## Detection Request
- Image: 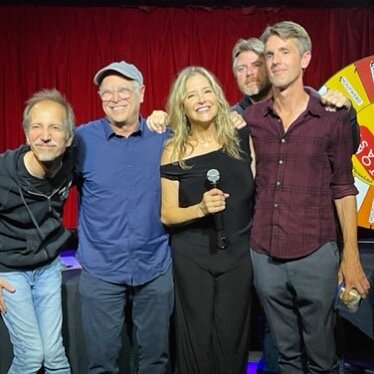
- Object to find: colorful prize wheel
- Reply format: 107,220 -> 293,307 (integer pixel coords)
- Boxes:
320,56 -> 374,229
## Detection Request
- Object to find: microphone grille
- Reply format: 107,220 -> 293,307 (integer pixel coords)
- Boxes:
206,169 -> 220,183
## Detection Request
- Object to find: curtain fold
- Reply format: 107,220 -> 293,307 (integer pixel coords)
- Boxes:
0,5 -> 373,227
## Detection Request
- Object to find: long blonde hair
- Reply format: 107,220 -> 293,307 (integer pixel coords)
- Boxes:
166,66 -> 241,167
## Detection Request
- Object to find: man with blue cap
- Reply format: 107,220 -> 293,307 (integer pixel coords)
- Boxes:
74,60 -> 173,374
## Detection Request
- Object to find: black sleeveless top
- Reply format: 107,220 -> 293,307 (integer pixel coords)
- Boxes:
160,127 -> 254,247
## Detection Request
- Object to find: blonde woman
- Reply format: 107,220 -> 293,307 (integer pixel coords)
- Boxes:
161,66 -> 255,374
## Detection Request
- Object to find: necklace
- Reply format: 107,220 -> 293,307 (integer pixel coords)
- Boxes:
196,137 -> 214,147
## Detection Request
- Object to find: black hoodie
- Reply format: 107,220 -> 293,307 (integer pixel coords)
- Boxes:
0,144 -> 75,271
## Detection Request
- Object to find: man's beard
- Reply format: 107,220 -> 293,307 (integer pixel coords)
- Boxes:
244,81 -> 272,102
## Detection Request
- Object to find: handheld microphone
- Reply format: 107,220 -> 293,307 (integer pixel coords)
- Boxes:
206,169 -> 229,249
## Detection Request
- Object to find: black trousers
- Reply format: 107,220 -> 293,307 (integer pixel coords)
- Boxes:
172,236 -> 253,374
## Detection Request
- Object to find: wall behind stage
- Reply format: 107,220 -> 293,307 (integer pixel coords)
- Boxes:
0,5 -> 373,228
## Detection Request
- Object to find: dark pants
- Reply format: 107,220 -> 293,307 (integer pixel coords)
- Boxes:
257,316 -> 281,374
251,242 -> 340,374
79,266 -> 174,374
172,237 -> 253,374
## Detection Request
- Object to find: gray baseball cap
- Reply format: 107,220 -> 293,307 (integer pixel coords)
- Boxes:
93,61 -> 143,86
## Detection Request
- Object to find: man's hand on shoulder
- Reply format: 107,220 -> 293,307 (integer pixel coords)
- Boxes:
230,111 -> 247,129
146,110 -> 169,134
320,88 -> 351,112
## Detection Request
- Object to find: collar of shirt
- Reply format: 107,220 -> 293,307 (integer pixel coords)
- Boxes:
262,90 -> 326,121
103,116 -> 144,140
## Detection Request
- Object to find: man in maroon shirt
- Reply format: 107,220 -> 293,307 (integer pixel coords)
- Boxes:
245,21 -> 370,374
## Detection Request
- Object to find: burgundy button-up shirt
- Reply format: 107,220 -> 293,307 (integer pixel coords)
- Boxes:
245,92 -> 358,259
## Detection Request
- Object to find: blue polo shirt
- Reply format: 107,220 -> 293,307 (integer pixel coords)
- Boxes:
75,117 -> 171,285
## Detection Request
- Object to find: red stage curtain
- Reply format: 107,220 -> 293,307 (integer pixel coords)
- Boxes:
0,5 -> 373,227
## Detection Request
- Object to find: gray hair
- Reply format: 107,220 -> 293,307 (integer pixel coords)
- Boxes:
232,38 -> 265,74
260,21 -> 312,55
23,88 -> 75,140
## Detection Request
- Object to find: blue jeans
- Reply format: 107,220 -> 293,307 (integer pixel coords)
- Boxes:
0,258 -> 71,374
79,266 -> 174,374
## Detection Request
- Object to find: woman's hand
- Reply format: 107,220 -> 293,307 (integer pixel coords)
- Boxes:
199,188 -> 229,216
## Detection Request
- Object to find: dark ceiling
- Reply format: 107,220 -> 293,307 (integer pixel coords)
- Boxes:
3,0 -> 374,7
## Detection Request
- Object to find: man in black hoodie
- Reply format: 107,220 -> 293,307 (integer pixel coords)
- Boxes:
0,89 -> 75,374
